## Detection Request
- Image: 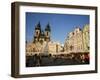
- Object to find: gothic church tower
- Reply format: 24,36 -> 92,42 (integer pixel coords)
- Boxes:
45,23 -> 51,42
33,22 -> 51,43
34,22 -> 41,42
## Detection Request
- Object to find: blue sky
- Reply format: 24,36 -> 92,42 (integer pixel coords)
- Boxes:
26,12 -> 89,44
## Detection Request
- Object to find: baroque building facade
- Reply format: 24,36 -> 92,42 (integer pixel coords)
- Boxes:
64,24 -> 89,54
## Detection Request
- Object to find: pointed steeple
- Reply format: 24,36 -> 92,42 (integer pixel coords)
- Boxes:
45,23 -> 51,31
35,21 -> 41,30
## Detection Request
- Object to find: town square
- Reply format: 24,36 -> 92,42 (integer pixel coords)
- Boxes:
25,13 -> 90,67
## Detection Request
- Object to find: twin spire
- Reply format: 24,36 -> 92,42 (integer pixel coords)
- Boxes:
34,22 -> 51,43
35,22 -> 51,32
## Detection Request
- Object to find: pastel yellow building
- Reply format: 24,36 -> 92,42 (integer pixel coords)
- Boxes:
82,24 -> 90,52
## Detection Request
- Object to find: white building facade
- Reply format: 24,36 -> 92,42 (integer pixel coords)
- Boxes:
64,25 -> 89,54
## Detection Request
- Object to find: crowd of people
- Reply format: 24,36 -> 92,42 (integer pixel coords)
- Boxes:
26,52 -> 89,67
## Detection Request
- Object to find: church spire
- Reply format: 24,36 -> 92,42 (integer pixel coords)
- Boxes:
34,22 -> 41,43
45,23 -> 51,42
35,21 -> 41,30
45,23 -> 51,32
